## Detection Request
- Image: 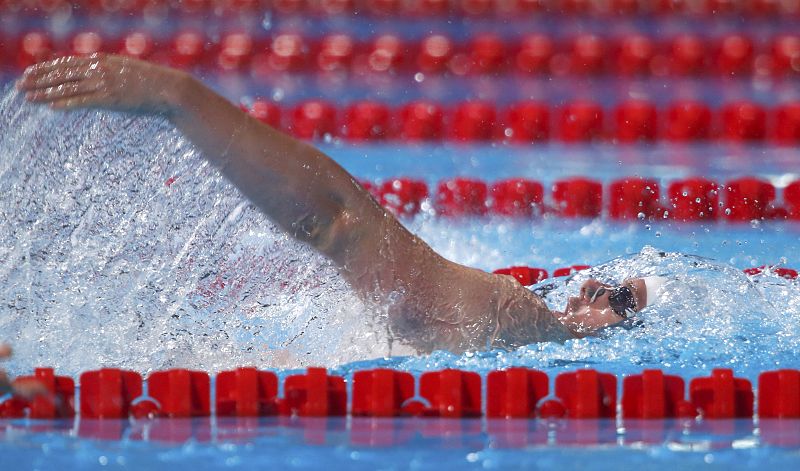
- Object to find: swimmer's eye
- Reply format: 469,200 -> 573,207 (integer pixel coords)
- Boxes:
608,286 -> 637,319
589,287 -> 606,303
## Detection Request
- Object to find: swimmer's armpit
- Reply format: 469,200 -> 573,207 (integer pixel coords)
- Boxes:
489,275 -> 576,349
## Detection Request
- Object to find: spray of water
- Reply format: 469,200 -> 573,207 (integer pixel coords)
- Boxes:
1,88 -> 798,380
0,89 -> 395,375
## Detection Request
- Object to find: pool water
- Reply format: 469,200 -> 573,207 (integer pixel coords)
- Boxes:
2,4 -> 800,469
1,90 -> 800,469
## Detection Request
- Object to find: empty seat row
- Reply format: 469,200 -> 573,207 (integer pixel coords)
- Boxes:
5,0 -> 799,18
358,176 -> 800,221
239,99 -> 800,143
3,366 -> 798,421
3,30 -> 800,78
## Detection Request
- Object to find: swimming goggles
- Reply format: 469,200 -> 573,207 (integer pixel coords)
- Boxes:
591,286 -> 637,319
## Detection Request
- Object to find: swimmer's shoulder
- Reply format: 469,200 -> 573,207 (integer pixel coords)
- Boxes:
488,273 -> 575,349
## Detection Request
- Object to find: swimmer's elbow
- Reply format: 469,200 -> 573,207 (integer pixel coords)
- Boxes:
290,202 -> 359,259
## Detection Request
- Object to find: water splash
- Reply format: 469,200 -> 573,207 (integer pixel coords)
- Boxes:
0,89 -> 392,375
1,87 -> 798,381
384,247 -> 800,380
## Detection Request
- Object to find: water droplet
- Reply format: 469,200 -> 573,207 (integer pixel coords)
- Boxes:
261,12 -> 272,30
414,72 -> 425,83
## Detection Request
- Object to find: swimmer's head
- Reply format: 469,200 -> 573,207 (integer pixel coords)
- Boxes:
556,278 -> 649,336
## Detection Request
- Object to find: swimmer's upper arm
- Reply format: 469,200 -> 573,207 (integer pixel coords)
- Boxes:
488,274 -> 577,348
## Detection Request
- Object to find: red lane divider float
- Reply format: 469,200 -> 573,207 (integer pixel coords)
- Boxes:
493,263 -> 799,286
0,368 -> 74,419
237,98 -> 800,144
4,29 -> 800,80
4,366 -> 799,421
5,0 -> 800,19
359,176 -> 799,222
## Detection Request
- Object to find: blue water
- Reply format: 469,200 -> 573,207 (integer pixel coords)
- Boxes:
1,91 -> 800,468
2,6 -> 800,467
1,417 -> 799,470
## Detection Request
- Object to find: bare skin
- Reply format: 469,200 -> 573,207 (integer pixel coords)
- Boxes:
13,54 -> 644,358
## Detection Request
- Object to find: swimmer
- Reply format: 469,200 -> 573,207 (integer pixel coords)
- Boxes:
13,54 -> 655,355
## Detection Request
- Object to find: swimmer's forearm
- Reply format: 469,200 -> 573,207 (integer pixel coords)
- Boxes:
164,74 -> 381,265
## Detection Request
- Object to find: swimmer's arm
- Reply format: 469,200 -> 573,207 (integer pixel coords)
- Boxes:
17,55 -> 391,277
18,55 -> 575,348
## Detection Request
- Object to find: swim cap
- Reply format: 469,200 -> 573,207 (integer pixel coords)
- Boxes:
642,276 -> 667,307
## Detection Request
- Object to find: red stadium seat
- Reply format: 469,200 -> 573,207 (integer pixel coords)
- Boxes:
316,34 -> 355,72
398,101 -> 445,141
342,101 -> 392,141
450,101 -> 497,141
666,101 -> 712,141
721,101 -> 767,141
616,34 -> 657,76
558,101 -> 604,142
715,34 -> 754,77
614,100 -> 658,142
505,101 -> 550,142
290,100 -> 337,139
417,34 -> 454,74
515,34 -> 554,74
669,34 -> 707,75
773,102 -> 800,144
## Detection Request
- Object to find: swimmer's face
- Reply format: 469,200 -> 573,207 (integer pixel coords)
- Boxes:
557,278 -> 647,336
